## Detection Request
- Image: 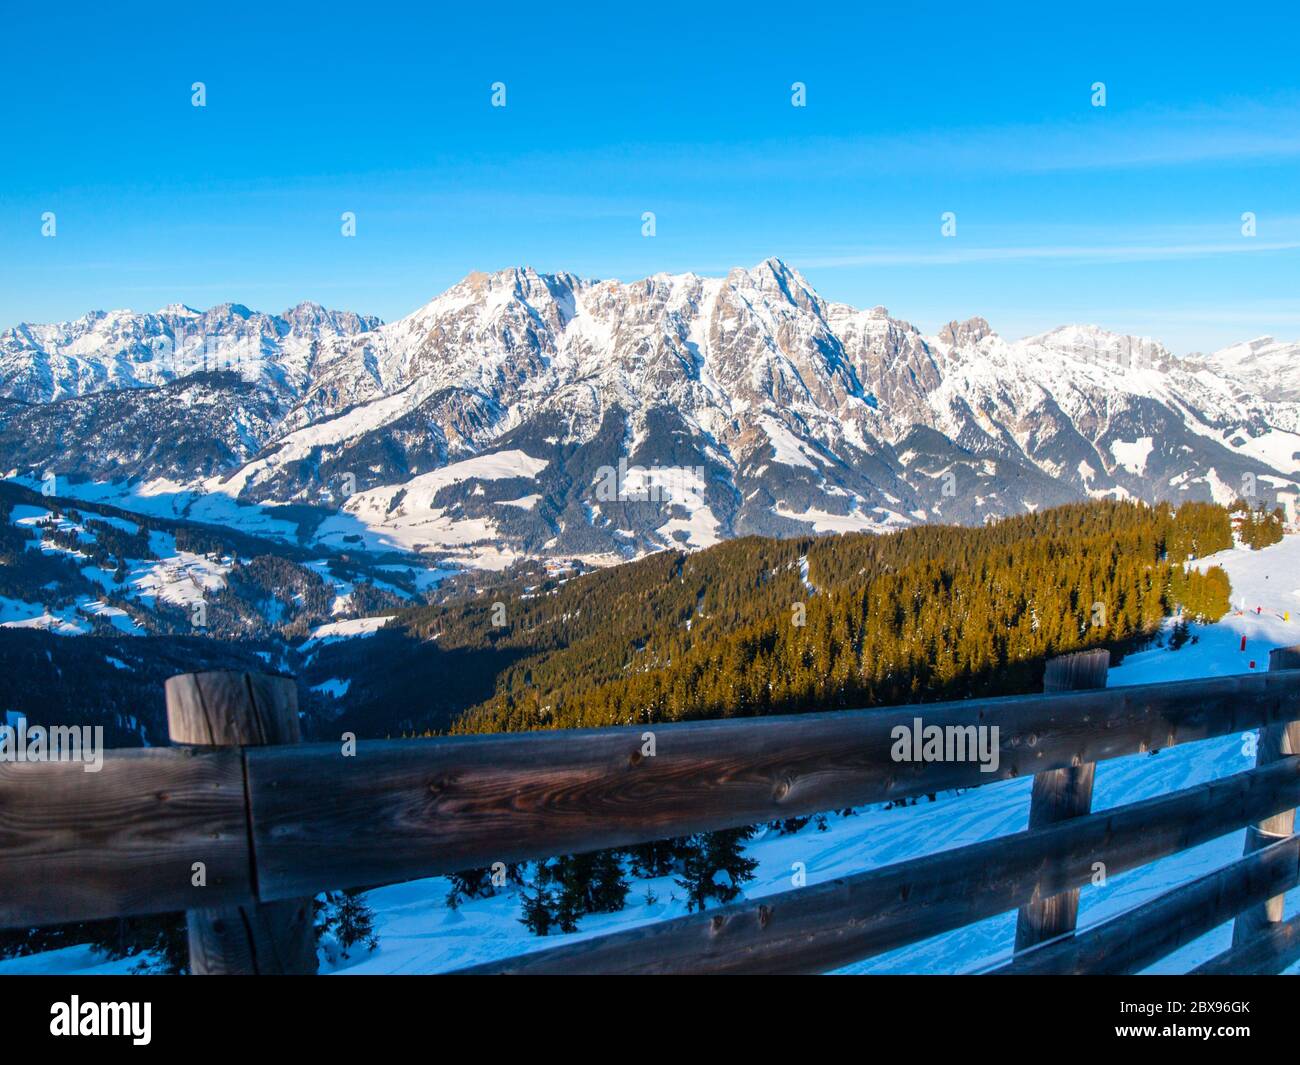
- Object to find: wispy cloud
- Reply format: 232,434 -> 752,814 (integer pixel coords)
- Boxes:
831,97 -> 1300,177
798,240 -> 1300,268
517,94 -> 1300,182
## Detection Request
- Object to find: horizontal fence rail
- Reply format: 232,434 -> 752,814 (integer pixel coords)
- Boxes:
1189,912 -> 1300,976
2,660 -> 1300,976
451,756 -> 1300,974
4,669 -> 1295,926
247,669 -> 1300,903
0,748 -> 251,926
990,835 -> 1300,976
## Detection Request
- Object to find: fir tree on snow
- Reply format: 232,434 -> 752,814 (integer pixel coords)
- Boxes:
1168,617 -> 1191,651
519,886 -> 563,936
517,850 -> 630,935
1231,499 -> 1286,551
676,828 -> 758,912
335,890 -> 379,957
315,889 -> 379,960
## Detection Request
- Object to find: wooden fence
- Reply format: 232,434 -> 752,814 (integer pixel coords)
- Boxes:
2,646 -> 1299,975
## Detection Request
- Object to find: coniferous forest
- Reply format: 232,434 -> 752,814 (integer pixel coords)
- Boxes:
1232,499 -> 1287,551
402,499 -> 1233,735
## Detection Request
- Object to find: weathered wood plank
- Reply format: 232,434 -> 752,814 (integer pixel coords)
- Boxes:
446,756 -> 1300,973
5,668 -> 1300,935
165,670 -> 302,747
1231,645 -> 1300,947
184,898 -> 317,975
167,671 -> 317,975
0,748 -> 252,927
1015,649 -> 1109,951
990,834 -> 1300,975
1190,911 -> 1300,975
248,670 -> 1300,901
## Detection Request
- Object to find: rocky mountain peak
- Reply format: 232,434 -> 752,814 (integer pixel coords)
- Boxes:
939,316 -> 994,348
157,303 -> 201,317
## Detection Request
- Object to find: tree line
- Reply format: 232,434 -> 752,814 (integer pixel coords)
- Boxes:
439,500 -> 1235,735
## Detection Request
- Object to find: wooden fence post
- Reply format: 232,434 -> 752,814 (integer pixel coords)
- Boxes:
165,670 -> 318,975
1231,644 -> 1300,947
1014,648 -> 1110,952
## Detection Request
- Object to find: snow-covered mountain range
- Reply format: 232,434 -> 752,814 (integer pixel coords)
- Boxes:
3,258 -> 1298,569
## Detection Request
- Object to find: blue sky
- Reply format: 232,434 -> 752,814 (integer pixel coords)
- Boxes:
2,1 -> 1299,352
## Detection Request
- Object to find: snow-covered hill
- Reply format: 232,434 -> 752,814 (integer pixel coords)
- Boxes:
3,260 -> 1298,569
0,486 -> 434,645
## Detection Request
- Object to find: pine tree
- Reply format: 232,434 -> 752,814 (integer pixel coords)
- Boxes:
444,863 -> 523,908
676,828 -> 758,912
445,867 -> 490,908
545,851 -> 628,921
335,890 -> 379,957
519,886 -> 562,936
519,850 -> 629,935
1169,618 -> 1190,650
316,889 -> 379,958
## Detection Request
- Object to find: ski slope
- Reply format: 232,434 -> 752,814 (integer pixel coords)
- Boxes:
5,534 -> 1300,976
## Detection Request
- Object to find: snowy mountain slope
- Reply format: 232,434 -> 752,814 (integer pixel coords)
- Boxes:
3,260 -> 1298,567
0,482 -> 441,644
1205,336 -> 1300,404
0,372 -> 288,482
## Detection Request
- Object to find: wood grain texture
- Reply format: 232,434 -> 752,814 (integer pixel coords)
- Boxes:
452,756 -> 1300,974
248,669 -> 1300,901
166,670 -> 301,746
1015,649 -> 1109,951
1190,911 -> 1300,975
0,748 -> 252,927
166,671 -> 317,975
991,834 -> 1300,976
1232,645 -> 1300,947
186,898 -> 316,975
